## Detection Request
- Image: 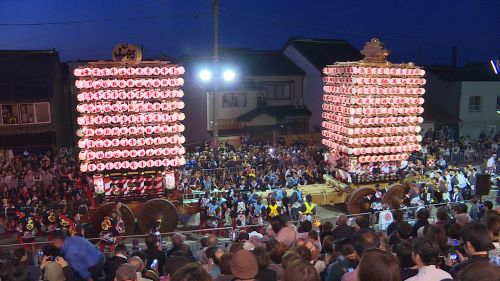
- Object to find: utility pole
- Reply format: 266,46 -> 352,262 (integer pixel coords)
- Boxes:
212,0 -> 220,147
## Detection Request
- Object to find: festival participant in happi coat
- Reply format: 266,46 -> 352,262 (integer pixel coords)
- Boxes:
199,191 -> 211,229
366,184 -> 386,226
272,183 -> 286,210
236,195 -> 247,226
16,209 -> 39,245
58,213 -> 79,236
207,197 -> 221,228
42,206 -> 58,240
420,184 -> 436,205
289,184 -> 303,221
250,196 -> 266,225
267,197 -> 281,221
99,215 -> 120,252
299,194 -> 316,222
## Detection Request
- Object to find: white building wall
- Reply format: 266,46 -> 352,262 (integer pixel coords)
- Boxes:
283,45 -> 324,132
459,81 -> 500,138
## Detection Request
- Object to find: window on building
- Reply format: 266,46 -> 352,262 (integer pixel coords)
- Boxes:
222,92 -> 247,108
468,96 -> 482,112
20,104 -> 35,124
1,104 -> 19,125
34,103 -> 51,123
285,118 -> 307,134
0,102 -> 50,126
264,83 -> 292,100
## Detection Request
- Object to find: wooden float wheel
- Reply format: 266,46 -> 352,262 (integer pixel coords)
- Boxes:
137,198 -> 179,234
346,187 -> 375,214
382,183 -> 409,209
93,202 -> 135,235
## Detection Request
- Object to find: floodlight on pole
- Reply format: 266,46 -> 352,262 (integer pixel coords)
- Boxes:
199,69 -> 212,81
223,69 -> 236,81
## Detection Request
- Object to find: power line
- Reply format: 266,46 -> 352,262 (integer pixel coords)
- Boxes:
0,15 -> 185,26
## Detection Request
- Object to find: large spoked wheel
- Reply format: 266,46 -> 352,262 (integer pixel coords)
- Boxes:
137,198 -> 179,234
346,187 -> 375,214
382,184 -> 409,209
93,202 -> 135,235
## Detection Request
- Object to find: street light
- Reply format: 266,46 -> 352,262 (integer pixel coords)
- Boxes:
199,69 -> 212,82
223,69 -> 236,82
197,69 -> 236,83
197,67 -> 237,149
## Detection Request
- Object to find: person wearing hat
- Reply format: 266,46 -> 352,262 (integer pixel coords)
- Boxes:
289,184 -> 303,221
115,263 -> 138,281
230,250 -> 258,281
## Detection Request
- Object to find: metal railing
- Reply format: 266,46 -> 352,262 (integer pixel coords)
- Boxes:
1,193 -> 497,255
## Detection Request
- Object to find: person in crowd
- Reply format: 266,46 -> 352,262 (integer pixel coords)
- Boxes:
267,197 -> 281,220
171,263 -> 213,281
204,246 -> 224,279
165,251 -> 193,278
341,229 -> 380,281
53,231 -> 103,281
289,185 -> 303,221
319,221 -> 334,242
394,240 -> 418,280
39,245 -> 72,281
299,195 -> 316,222
331,214 -> 354,240
325,238 -> 356,281
167,233 -> 193,258
251,196 -> 267,225
386,209 -> 403,235
406,237 -> 452,281
461,260 -> 500,281
253,247 -> 277,281
268,242 -> 287,281
283,259 -> 320,281
114,264 -> 138,281
128,256 -> 152,281
357,249 -> 401,281
144,234 -> 166,276
230,249 -> 259,281
215,252 -> 233,281
450,222 -> 494,280
412,208 -> 430,237
103,244 -> 128,281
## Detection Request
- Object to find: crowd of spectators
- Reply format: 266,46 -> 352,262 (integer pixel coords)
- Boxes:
0,202 -> 498,281
179,136 -> 328,190
0,148 -> 89,208
416,126 -> 499,164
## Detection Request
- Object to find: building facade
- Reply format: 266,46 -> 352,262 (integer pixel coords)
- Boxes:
182,49 -> 310,144
283,38 -> 363,132
0,50 -> 71,150
425,63 -> 500,138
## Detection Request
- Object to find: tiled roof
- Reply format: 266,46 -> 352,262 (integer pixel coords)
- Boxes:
0,50 -> 60,100
426,63 -> 500,82
286,38 -> 363,70
181,48 -> 305,77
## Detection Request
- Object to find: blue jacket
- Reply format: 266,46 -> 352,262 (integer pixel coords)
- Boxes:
61,236 -> 102,280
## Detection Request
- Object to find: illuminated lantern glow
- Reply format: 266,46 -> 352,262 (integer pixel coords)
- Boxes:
74,62 -> 186,173
321,53 -> 426,179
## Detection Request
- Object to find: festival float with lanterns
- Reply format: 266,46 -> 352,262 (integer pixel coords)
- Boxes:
321,39 -> 427,214
74,44 -> 188,235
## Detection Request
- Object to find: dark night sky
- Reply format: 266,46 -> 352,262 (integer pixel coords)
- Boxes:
0,0 -> 499,65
